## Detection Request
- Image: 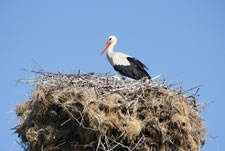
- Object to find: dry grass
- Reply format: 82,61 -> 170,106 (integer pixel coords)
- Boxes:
13,71 -> 206,151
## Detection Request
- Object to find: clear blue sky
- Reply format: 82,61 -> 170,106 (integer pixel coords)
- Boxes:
0,0 -> 224,150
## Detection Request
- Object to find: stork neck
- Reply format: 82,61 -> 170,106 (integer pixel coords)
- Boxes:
107,42 -> 116,56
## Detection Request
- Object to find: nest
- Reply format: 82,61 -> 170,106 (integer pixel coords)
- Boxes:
14,72 -> 206,151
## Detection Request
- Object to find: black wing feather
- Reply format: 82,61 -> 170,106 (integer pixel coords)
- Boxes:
127,57 -> 149,70
113,57 -> 151,80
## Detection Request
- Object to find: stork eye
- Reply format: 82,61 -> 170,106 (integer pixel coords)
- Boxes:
109,38 -> 112,41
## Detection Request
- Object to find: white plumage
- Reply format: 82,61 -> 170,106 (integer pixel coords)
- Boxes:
107,52 -> 131,66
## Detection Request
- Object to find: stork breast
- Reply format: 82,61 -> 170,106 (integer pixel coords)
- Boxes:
111,54 -> 131,66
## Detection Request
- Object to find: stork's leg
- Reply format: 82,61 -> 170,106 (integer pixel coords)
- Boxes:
117,72 -> 126,80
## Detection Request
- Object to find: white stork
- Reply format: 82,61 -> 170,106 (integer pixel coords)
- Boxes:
100,35 -> 151,80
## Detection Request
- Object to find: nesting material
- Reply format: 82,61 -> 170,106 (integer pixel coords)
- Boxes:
14,72 -> 206,151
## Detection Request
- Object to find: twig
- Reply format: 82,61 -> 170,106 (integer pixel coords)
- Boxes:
60,119 -> 72,126
182,85 -> 203,94
96,135 -> 102,151
130,136 -> 144,151
194,87 -> 200,97
60,104 -> 96,131
104,134 -> 110,151
107,136 -> 130,151
152,73 -> 163,81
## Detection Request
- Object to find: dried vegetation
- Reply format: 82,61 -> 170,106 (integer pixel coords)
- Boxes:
13,72 -> 206,151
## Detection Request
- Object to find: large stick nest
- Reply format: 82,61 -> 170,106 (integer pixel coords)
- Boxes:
14,72 -> 206,151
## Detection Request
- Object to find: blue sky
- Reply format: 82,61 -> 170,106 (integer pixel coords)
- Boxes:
0,0 -> 225,150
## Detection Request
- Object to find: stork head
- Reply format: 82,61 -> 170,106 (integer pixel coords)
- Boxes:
101,35 -> 117,55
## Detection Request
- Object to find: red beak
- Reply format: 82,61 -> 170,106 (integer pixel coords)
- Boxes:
101,42 -> 110,55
